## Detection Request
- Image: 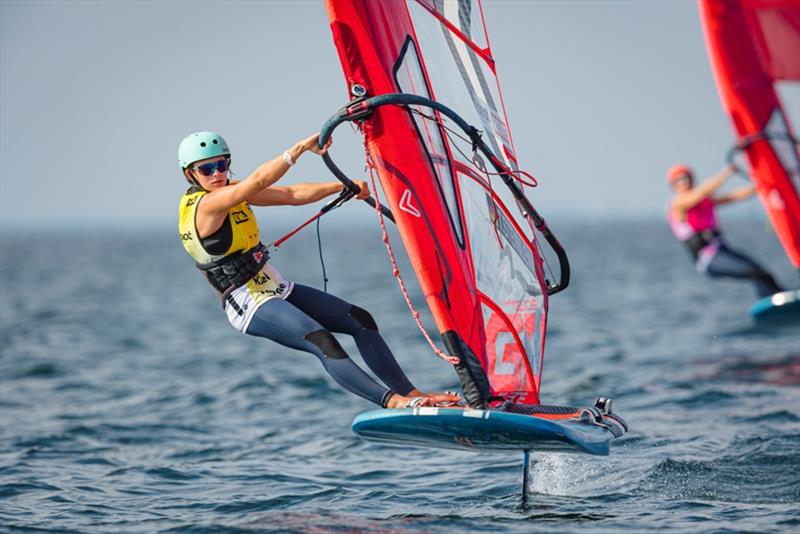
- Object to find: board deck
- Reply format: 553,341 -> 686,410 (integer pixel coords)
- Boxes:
352,407 -> 621,455
751,289 -> 800,321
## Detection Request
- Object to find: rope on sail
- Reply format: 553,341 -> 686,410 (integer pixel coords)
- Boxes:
364,147 -> 460,365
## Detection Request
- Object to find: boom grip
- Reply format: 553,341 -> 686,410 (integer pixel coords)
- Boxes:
539,224 -> 571,295
320,93 -> 570,282
321,153 -> 395,223
726,131 -> 799,179
319,114 -> 344,149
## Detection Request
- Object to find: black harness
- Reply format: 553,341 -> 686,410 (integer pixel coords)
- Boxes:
196,243 -> 269,315
684,229 -> 721,260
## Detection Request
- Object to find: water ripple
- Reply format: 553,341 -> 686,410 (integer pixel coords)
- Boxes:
1,224 -> 798,532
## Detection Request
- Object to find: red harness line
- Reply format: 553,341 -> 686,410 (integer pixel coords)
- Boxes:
270,189 -> 355,250
270,210 -> 327,250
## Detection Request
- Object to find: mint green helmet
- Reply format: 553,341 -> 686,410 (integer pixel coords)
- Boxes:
178,131 -> 230,170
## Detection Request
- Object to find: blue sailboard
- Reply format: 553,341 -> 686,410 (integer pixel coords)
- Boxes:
750,289 -> 800,322
352,405 -> 626,456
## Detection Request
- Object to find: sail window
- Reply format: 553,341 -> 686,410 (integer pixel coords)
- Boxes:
393,38 -> 466,247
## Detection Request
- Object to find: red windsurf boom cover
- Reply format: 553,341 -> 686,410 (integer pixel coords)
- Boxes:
324,0 -> 550,407
699,0 -> 800,267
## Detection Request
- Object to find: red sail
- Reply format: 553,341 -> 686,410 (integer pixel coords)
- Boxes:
699,0 -> 800,267
324,0 -> 550,405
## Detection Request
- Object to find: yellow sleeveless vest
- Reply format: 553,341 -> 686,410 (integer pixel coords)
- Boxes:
178,188 -> 260,264
177,187 -> 293,326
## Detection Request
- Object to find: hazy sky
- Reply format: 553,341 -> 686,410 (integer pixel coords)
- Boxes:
1,0 -> 798,230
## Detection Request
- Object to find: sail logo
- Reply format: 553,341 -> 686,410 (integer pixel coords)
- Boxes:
399,189 -> 421,218
493,331 -> 517,376
768,189 -> 786,210
484,306 -> 541,393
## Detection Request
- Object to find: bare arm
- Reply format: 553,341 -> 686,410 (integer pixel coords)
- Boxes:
247,182 -> 345,206
713,185 -> 755,206
201,134 -> 326,215
195,133 -> 331,237
671,163 -> 737,215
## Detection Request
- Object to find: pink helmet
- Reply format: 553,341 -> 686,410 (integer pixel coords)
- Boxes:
667,164 -> 693,183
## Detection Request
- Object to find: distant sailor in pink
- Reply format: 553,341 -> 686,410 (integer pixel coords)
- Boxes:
667,163 -> 782,298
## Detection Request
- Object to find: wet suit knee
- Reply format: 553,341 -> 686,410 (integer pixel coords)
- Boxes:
304,328 -> 391,406
347,304 -> 416,396
304,329 -> 348,360
348,305 -> 378,331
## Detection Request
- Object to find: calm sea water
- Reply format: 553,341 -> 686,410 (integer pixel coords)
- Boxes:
1,216 -> 798,532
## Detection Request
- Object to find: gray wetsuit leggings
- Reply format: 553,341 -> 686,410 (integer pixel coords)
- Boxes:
706,244 -> 782,298
245,284 -> 415,406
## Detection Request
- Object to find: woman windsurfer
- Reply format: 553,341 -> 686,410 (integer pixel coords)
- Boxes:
667,163 -> 783,298
177,131 -> 459,409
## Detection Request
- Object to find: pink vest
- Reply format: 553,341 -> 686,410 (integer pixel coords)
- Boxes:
668,198 -> 721,270
668,198 -> 718,241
